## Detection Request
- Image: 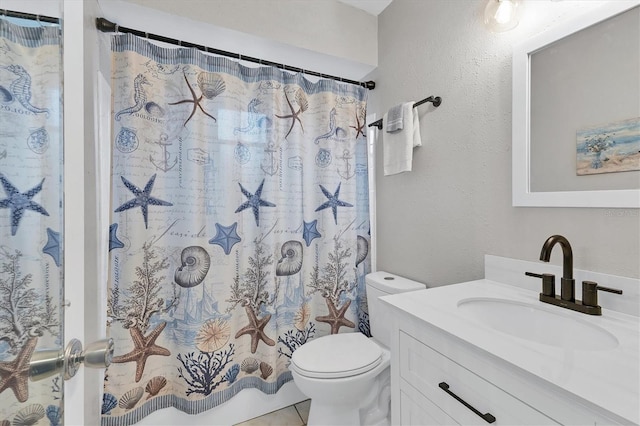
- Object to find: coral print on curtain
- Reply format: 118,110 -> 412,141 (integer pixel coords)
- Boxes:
0,18 -> 63,424
103,33 -> 371,425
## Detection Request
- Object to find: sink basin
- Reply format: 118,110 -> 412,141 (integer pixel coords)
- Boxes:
457,298 -> 619,351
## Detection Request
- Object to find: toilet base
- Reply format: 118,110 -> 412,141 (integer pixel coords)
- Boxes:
293,361 -> 391,426
308,401 -> 361,426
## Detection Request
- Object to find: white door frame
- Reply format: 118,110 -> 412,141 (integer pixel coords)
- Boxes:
63,1 -> 104,424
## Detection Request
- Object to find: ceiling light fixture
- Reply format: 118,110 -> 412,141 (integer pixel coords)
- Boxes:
484,0 -> 521,32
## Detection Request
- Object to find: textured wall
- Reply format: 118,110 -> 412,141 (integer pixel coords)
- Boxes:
372,0 -> 639,285
122,0 -> 378,67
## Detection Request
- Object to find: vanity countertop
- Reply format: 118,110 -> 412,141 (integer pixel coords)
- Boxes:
381,279 -> 640,424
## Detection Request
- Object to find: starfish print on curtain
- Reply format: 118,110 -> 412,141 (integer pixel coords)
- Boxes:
302,220 -> 322,246
111,322 -> 171,383
235,306 -> 276,354
169,71 -> 225,127
109,223 -> 125,251
0,173 -> 49,236
235,179 -> 276,226
0,337 -> 38,402
316,298 -> 356,334
42,227 -> 61,266
209,222 -> 242,255
315,182 -> 353,225
114,174 -> 173,229
350,109 -> 366,138
275,88 -> 308,139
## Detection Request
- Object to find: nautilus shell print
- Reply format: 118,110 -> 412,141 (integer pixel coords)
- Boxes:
356,235 -> 369,267
197,72 -> 226,100
174,246 -> 211,288
275,240 -> 303,276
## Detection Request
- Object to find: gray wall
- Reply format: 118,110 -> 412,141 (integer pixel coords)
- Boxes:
371,0 -> 639,285
123,0 -> 378,68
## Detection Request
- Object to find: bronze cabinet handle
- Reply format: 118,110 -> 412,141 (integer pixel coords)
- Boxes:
438,382 -> 496,424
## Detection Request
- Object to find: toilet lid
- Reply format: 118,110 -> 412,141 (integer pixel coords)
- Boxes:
291,333 -> 382,379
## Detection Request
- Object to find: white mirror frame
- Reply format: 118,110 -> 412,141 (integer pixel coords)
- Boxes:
512,0 -> 640,208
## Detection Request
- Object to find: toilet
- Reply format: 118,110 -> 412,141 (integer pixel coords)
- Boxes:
290,271 -> 426,426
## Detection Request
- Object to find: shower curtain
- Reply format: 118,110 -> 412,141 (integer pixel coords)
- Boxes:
102,33 -> 371,425
0,18 -> 63,424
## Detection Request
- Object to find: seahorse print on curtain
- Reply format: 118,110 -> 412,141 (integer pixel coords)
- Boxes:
103,33 -> 370,426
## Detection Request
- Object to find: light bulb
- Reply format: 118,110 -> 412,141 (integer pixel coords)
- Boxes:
484,0 -> 521,32
494,0 -> 515,24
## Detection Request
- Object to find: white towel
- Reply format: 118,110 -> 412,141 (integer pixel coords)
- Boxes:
383,102 -> 422,176
386,103 -> 404,132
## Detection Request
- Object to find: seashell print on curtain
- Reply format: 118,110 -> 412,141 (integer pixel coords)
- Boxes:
0,17 -> 63,424
103,33 -> 371,425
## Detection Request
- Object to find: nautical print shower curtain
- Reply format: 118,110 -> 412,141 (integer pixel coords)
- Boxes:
0,18 -> 63,424
103,33 -> 371,425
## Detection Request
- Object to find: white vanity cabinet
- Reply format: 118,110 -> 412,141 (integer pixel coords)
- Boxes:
384,292 -> 634,426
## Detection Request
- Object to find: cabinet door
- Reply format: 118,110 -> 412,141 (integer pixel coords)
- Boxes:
399,332 -> 559,425
400,380 -> 458,425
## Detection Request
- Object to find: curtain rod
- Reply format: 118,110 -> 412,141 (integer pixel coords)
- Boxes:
96,18 -> 376,90
368,96 -> 442,129
1,10 -> 59,24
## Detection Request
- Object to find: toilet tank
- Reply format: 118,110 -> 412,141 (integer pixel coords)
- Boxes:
366,271 -> 426,348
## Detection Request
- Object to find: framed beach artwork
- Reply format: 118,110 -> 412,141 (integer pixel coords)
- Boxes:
576,117 -> 640,175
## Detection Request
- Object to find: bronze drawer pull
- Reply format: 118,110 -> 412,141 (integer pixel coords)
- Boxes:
438,382 -> 496,424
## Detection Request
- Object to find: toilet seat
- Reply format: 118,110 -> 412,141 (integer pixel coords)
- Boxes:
290,332 -> 382,379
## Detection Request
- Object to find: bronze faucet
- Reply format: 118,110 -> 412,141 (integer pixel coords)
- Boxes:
540,235 -> 575,302
526,235 -> 622,315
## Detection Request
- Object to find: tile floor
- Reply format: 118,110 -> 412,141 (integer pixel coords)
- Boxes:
235,399 -> 311,426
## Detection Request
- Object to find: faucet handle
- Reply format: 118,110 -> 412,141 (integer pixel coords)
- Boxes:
582,281 -> 623,308
596,285 -> 623,295
525,272 -> 555,297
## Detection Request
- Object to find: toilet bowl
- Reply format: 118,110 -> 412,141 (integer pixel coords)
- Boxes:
290,271 -> 426,426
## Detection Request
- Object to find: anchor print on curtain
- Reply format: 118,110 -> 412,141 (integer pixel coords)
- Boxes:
103,33 -> 371,425
0,18 -> 63,424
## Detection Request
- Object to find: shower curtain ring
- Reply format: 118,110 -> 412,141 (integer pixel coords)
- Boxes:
144,32 -> 149,39
114,24 -> 119,33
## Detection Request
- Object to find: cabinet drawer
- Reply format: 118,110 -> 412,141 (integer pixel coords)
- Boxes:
400,379 -> 458,426
400,331 -> 559,425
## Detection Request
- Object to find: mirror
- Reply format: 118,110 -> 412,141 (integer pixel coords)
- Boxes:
513,1 -> 640,208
